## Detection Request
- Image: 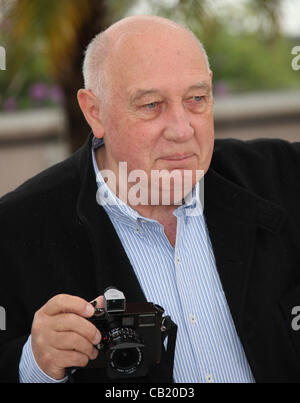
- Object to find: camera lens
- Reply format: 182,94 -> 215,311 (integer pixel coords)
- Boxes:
112,347 -> 141,371
108,327 -> 143,375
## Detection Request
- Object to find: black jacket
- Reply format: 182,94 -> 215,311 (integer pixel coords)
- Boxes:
1,135 -> 300,383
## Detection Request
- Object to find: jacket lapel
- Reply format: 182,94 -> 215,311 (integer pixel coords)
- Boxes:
204,168 -> 286,334
75,135 -> 146,303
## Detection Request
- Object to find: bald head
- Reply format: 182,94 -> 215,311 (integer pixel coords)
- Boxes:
82,15 -> 210,101
78,15 -> 215,198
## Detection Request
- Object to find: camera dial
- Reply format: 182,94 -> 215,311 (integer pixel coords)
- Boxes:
108,327 -> 144,375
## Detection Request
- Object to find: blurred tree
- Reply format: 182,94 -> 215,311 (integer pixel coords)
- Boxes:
161,0 -> 283,41
157,0 -> 298,93
3,0 -> 136,152
247,0 -> 282,42
2,0 -> 298,151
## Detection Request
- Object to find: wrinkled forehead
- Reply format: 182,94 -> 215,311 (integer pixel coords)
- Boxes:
104,27 -> 209,95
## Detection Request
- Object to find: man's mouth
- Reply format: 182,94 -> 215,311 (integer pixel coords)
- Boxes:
161,153 -> 195,161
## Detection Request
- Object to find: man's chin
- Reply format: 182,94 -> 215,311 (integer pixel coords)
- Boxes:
147,184 -> 195,207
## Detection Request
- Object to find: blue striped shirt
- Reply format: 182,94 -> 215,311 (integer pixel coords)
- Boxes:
19,144 -> 255,383
92,147 -> 255,383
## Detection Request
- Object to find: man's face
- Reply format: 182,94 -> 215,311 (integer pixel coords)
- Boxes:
99,29 -> 214,199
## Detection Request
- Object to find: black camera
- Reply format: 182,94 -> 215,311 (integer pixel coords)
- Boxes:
86,287 -> 170,379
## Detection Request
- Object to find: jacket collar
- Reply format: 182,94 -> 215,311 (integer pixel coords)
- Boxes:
75,133 -> 147,303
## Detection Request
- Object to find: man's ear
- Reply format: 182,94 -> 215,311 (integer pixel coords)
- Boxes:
209,70 -> 214,102
77,89 -> 105,138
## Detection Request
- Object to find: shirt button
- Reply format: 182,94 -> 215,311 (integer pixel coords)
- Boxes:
175,256 -> 180,264
206,374 -> 213,383
135,227 -> 144,237
189,314 -> 196,324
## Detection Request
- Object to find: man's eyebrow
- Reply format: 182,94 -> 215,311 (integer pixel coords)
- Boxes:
130,82 -> 211,103
130,89 -> 162,103
187,82 -> 210,92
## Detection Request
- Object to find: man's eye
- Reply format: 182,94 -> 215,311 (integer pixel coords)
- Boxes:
193,96 -> 204,102
186,95 -> 207,113
144,102 -> 159,110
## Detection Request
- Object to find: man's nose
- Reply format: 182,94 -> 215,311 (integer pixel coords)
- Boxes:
162,104 -> 195,142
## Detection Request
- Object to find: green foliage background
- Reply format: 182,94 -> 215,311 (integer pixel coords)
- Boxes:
203,25 -> 299,92
158,0 -> 300,93
0,0 -> 299,107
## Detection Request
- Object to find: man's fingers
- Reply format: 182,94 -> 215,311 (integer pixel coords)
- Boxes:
41,294 -> 95,317
47,347 -> 91,371
52,331 -> 99,361
52,313 -> 101,345
31,294 -> 103,380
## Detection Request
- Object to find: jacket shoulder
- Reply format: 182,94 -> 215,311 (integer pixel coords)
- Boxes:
213,137 -> 300,161
212,137 -> 300,183
211,138 -> 300,205
0,152 -> 81,239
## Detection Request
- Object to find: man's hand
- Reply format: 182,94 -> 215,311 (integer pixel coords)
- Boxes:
31,294 -> 103,380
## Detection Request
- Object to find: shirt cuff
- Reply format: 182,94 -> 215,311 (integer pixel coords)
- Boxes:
19,335 -> 69,383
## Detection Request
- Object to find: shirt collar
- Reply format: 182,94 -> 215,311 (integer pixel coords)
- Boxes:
92,136 -> 105,150
91,137 -> 203,225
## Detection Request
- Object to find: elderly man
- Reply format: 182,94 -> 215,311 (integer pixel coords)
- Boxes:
1,15 -> 300,384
